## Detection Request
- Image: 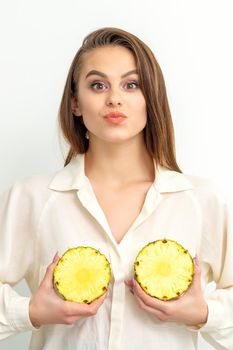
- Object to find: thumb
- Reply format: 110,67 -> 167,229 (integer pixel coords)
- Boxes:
193,256 -> 201,274
52,251 -> 60,264
191,256 -> 202,290
41,252 -> 60,289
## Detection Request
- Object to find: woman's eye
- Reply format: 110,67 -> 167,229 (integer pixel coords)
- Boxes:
90,82 -> 107,90
126,81 -> 140,89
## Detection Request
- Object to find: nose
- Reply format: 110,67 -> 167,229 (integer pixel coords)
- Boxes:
105,88 -> 123,107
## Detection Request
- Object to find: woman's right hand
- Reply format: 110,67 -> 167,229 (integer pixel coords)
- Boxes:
29,254 -> 107,328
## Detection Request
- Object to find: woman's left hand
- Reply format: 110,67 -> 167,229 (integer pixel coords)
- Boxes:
125,257 -> 208,327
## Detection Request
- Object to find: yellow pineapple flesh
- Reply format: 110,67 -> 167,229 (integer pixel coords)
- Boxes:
53,247 -> 111,303
134,239 -> 194,300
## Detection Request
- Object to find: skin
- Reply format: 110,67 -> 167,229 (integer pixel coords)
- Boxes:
29,45 -> 208,328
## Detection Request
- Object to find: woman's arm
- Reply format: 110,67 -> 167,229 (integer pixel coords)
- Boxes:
0,182 -> 37,339
126,183 -> 233,350
0,179 -> 108,339
196,196 -> 233,350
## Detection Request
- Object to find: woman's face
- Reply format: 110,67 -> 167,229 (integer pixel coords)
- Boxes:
72,45 -> 147,145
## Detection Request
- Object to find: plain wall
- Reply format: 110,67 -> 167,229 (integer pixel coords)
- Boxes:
0,0 -> 232,349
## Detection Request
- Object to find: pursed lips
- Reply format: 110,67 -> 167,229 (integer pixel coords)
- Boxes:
103,112 -> 127,119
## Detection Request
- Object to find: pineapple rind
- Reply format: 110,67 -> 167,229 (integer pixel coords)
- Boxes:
53,246 -> 111,303
134,239 -> 194,301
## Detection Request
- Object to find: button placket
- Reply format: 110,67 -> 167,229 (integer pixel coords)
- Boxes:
107,246 -> 126,350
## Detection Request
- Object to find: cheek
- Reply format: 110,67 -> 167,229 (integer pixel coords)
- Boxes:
78,102 -> 95,120
137,97 -> 147,119
79,93 -> 102,115
137,93 -> 147,110
77,89 -> 93,108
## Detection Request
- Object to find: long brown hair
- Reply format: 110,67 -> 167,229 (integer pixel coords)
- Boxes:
59,27 -> 181,172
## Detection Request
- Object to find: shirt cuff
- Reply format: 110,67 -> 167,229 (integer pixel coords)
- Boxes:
8,296 -> 38,332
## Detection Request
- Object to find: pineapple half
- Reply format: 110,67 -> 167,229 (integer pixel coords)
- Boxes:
53,246 -> 111,303
134,239 -> 194,301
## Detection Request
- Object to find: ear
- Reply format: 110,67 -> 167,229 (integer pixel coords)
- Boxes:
71,96 -> 82,117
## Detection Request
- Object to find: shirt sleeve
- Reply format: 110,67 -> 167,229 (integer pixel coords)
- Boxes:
0,181 -> 38,340
197,184 -> 233,350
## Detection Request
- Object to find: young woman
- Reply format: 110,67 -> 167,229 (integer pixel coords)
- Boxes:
0,27 -> 232,350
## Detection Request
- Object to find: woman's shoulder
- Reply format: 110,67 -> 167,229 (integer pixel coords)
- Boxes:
184,172 -> 231,208
157,164 -> 228,205
9,173 -> 56,191
1,172 -> 58,206
0,173 -> 60,226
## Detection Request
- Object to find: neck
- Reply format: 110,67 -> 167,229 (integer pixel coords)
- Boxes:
84,135 -> 155,186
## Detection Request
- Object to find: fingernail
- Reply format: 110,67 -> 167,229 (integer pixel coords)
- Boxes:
125,281 -> 134,289
53,251 -> 59,263
124,280 -> 133,292
194,255 -> 199,266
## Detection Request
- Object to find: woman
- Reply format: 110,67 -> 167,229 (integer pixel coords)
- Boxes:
0,27 -> 232,350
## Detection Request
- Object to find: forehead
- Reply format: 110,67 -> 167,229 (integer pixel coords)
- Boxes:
80,46 -> 137,77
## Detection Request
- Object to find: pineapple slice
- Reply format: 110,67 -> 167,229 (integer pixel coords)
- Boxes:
53,247 -> 111,303
134,239 -> 194,300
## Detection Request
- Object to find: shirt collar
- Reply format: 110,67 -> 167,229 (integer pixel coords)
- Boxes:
48,154 -> 193,193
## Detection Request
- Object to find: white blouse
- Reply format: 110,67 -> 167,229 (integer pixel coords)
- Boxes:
0,154 -> 233,350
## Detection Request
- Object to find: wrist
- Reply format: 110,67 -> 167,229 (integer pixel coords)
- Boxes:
198,302 -> 208,325
29,297 -> 41,328
188,302 -> 208,328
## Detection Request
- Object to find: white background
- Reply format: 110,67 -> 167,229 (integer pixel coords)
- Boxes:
0,0 -> 233,349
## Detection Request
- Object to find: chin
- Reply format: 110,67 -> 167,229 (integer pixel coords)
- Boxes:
90,130 -> 144,144
105,134 -> 143,144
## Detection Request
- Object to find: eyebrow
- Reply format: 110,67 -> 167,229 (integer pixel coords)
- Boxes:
85,69 -> 138,79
